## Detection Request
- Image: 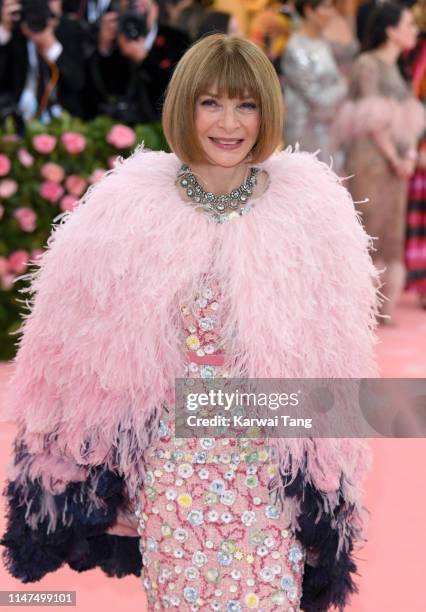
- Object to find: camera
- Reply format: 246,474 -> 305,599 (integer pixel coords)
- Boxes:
0,0 -> 54,33
118,0 -> 148,40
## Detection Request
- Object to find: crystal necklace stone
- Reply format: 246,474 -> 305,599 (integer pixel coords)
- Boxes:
178,164 -> 260,217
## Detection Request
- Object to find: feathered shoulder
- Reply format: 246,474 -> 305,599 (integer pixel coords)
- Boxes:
45,146 -> 178,245
260,147 -> 375,257
44,145 -> 363,260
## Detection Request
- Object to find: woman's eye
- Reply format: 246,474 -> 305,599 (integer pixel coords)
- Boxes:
200,99 -> 218,107
199,99 -> 257,110
240,102 -> 257,110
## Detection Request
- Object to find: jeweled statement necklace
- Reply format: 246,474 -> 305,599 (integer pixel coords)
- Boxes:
178,164 -> 260,222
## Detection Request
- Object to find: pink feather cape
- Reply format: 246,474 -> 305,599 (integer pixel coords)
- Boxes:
1,146 -> 380,556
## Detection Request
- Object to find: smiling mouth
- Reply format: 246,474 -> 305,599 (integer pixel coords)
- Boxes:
208,137 -> 244,146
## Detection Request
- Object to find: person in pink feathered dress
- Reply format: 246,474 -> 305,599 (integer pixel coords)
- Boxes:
1,34 -> 380,611
333,2 -> 425,324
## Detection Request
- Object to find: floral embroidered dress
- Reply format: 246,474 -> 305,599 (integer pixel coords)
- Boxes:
134,218 -> 306,611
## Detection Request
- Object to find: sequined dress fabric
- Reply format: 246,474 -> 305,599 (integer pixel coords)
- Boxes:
135,237 -> 306,611
281,33 -> 347,164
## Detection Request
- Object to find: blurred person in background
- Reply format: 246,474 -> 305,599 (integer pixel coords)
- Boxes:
405,0 -> 426,307
213,0 -> 248,33
281,0 -> 347,163
63,0 -> 113,22
61,2 -> 115,65
159,0 -> 213,41
323,0 -> 359,77
197,10 -> 243,38
83,0 -> 189,122
0,0 -> 87,123
356,0 -> 417,45
248,1 -> 293,75
356,0 -> 382,44
333,1 -> 425,323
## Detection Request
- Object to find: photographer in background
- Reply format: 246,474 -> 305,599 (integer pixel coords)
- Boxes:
63,1 -> 113,23
158,0 -> 213,41
83,0 -> 189,123
0,0 -> 87,122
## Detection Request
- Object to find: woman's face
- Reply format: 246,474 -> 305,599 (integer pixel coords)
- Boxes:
387,9 -> 419,51
305,0 -> 336,31
48,0 -> 62,17
194,88 -> 260,169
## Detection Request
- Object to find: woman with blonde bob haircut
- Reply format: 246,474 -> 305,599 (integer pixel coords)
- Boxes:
1,34 -> 379,612
162,34 -> 284,166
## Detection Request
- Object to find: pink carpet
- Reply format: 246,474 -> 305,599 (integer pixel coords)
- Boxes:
0,291 -> 425,611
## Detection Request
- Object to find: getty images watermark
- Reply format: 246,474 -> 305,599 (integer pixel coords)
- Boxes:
174,378 -> 426,438
185,387 -> 311,429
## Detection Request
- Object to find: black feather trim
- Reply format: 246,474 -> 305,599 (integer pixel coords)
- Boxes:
278,462 -> 363,611
0,447 -> 142,583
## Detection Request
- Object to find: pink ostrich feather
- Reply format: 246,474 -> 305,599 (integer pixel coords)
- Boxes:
2,145 -> 380,551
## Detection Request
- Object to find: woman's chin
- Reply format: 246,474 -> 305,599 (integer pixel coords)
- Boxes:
202,149 -> 252,169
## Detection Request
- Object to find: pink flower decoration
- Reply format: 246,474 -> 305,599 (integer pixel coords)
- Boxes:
60,195 -> 78,212
18,148 -> 35,168
0,179 -> 18,198
14,207 -> 37,232
0,256 -> 7,275
1,273 -> 15,290
31,248 -> 44,262
39,181 -> 64,203
18,149 -> 34,168
0,154 -> 11,176
61,132 -> 86,154
41,162 -> 65,184
107,124 -> 136,149
65,175 -> 87,197
32,134 -> 57,154
8,250 -> 29,274
89,168 -> 107,184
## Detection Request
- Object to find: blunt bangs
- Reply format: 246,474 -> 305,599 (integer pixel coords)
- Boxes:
193,48 -> 261,103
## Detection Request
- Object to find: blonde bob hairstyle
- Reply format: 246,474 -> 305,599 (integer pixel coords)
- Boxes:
162,34 -> 284,166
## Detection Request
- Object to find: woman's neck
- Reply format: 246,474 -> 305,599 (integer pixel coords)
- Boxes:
188,162 -> 250,195
373,41 -> 401,65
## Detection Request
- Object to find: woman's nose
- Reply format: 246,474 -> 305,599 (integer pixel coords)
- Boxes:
217,106 -> 240,131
